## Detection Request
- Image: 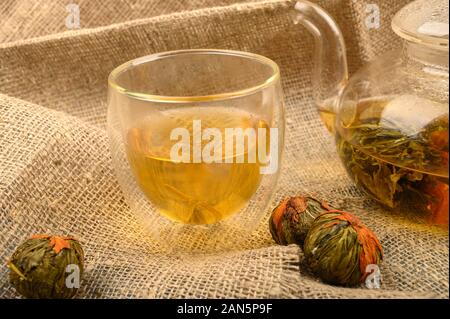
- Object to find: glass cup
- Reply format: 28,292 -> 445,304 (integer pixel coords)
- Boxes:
107,49 -> 285,252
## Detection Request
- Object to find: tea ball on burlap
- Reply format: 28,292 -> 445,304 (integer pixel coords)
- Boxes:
303,211 -> 383,287
269,196 -> 332,246
8,234 -> 84,298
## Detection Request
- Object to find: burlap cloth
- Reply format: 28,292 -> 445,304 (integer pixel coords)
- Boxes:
0,0 -> 448,299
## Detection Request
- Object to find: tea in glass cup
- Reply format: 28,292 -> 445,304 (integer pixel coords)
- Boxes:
125,106 -> 271,224
107,49 -> 285,241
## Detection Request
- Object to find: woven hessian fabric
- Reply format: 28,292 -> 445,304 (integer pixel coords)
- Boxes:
0,0 -> 448,298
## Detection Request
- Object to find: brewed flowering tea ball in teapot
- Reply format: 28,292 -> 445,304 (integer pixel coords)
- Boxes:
336,96 -> 448,224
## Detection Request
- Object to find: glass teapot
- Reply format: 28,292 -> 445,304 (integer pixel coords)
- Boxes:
294,0 -> 449,225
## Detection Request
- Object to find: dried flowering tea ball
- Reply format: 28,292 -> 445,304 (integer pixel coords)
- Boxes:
8,234 -> 84,299
304,211 -> 383,287
269,196 -> 332,246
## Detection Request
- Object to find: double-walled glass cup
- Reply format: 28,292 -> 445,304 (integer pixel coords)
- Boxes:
107,49 -> 285,252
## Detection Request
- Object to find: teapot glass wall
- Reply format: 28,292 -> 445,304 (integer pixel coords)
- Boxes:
294,0 -> 449,225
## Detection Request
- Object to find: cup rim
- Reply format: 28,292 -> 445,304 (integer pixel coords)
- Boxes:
108,49 -> 280,103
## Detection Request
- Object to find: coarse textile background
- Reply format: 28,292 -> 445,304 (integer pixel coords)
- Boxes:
0,0 -> 448,298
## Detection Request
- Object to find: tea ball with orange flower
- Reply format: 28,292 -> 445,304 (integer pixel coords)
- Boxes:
303,211 -> 383,287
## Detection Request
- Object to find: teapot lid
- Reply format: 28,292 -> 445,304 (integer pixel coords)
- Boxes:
392,0 -> 448,51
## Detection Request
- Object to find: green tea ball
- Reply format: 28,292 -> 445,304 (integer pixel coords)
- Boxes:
269,196 -> 332,246
8,234 -> 84,298
304,211 -> 383,286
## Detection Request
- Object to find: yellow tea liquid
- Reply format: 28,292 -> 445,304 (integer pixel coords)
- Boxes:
318,98 -> 393,133
318,106 -> 336,133
125,107 -> 268,224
